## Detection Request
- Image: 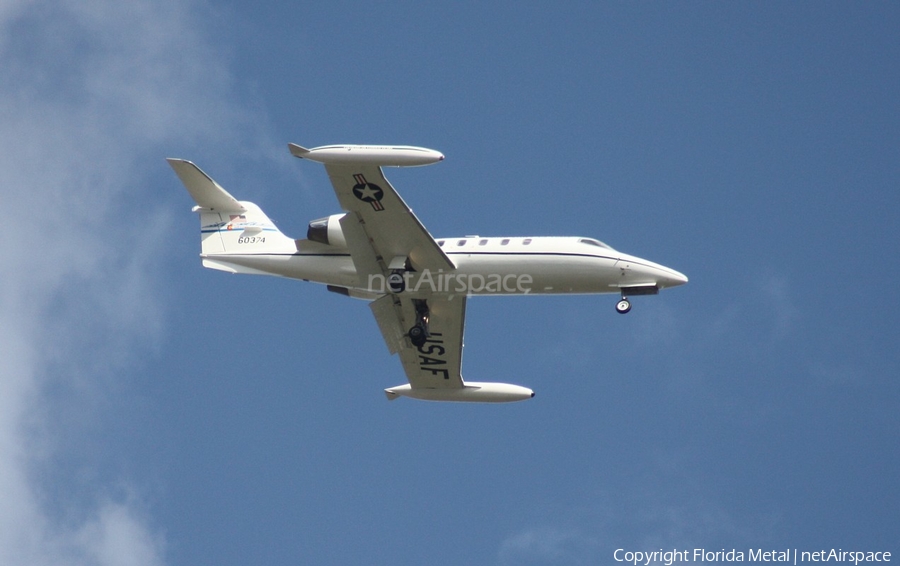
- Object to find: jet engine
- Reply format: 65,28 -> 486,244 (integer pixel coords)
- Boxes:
307,213 -> 347,247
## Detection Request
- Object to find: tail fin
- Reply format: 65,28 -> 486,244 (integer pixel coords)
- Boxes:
167,159 -> 296,270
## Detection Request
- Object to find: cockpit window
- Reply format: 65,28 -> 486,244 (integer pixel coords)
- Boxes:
580,238 -> 612,250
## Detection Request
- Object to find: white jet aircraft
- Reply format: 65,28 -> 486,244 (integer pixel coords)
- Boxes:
169,144 -> 687,403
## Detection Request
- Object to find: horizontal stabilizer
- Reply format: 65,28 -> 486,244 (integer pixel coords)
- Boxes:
288,144 -> 311,158
201,258 -> 274,276
167,158 -> 246,212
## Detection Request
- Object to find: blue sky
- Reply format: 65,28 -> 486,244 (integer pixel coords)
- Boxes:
1,2 -> 898,565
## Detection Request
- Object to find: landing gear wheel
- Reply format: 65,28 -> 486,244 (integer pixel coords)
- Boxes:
387,270 -> 406,293
616,298 -> 632,314
408,324 -> 427,347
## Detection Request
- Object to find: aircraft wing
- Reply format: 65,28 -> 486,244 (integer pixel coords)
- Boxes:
369,293 -> 466,390
289,143 -> 534,403
322,163 -> 455,280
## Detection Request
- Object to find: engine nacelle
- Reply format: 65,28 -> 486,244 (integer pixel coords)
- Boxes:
307,213 -> 347,247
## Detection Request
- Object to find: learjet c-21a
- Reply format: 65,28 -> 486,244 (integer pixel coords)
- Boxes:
168,143 -> 687,403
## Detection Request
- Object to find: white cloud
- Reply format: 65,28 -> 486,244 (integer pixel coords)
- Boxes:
70,500 -> 166,566
497,488 -> 772,566
499,526 -> 598,565
0,1 -> 270,564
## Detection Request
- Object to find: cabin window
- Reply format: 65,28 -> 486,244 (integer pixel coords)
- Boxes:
437,240 -> 445,247
479,239 -> 488,246
457,239 -> 466,246
523,238 -> 532,245
501,239 -> 510,245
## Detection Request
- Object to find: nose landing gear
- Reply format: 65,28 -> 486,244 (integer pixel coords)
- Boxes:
615,285 -> 657,314
616,297 -> 632,314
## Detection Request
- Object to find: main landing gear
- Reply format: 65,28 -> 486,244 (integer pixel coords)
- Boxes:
616,297 -> 632,314
408,299 -> 430,347
387,269 -> 406,293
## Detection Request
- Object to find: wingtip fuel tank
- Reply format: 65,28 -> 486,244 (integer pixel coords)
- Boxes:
384,382 -> 535,403
288,143 -> 444,167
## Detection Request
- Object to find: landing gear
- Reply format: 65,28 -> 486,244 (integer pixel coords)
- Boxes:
387,269 -> 406,293
408,298 -> 430,347
408,324 -> 427,347
616,298 -> 632,314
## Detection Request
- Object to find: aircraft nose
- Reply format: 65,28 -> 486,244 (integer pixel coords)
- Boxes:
659,267 -> 688,288
616,254 -> 688,289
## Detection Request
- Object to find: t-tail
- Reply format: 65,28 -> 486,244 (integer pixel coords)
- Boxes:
167,159 -> 296,274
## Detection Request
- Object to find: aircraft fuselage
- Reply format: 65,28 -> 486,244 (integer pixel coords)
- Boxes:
203,235 -> 687,299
